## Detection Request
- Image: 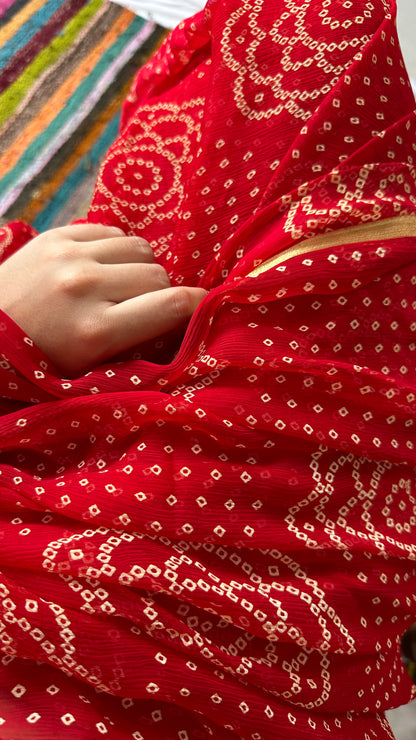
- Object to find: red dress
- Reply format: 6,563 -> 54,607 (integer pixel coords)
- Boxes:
0,0 -> 416,737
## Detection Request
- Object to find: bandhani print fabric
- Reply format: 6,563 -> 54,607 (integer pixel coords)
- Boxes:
0,0 -> 416,737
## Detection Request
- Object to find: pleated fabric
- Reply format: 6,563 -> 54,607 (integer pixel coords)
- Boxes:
0,0 -> 416,737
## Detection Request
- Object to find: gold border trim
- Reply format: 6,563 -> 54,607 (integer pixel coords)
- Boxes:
248,216 -> 416,278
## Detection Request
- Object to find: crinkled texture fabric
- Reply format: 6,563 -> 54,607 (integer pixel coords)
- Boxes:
0,0 -> 416,738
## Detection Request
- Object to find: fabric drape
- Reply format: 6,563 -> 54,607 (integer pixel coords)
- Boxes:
0,0 -> 416,737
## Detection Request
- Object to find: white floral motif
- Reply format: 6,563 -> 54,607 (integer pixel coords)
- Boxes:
221,0 -> 375,121
93,100 -> 204,237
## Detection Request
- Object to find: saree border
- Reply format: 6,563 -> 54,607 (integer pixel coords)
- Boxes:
248,215 -> 416,277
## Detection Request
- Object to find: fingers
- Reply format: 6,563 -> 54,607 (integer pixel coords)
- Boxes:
53,223 -> 126,242
87,236 -> 155,265
32,222 -> 155,267
0,221 -> 207,378
102,286 -> 208,357
49,224 -> 155,265
101,262 -> 171,302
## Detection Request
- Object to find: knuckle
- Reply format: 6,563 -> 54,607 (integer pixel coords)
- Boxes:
35,229 -> 67,256
40,233 -> 80,263
172,287 -> 191,319
55,264 -> 96,295
151,263 -> 170,288
135,236 -> 153,255
107,225 -> 125,235
55,244 -> 78,263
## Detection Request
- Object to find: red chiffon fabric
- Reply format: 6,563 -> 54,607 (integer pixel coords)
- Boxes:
0,0 -> 416,737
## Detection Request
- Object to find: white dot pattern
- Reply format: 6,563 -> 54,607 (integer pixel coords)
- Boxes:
0,0 -> 416,737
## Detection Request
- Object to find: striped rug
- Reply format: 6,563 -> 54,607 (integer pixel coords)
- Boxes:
0,0 -> 166,230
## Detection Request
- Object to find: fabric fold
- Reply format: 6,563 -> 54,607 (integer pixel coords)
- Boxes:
0,0 -> 416,737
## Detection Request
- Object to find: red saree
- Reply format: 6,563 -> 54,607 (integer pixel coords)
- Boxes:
0,0 -> 416,737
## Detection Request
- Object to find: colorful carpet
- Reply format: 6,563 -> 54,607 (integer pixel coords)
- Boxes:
0,0 -> 166,230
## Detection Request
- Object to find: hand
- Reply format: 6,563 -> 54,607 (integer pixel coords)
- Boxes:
0,223 -> 207,377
